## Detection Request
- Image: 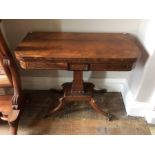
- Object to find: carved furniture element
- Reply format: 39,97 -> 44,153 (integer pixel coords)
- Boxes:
0,29 -> 23,135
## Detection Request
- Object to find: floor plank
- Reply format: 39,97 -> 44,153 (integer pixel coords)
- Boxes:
0,90 -> 151,135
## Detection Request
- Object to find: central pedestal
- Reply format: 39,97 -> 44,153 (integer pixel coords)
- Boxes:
46,70 -> 112,120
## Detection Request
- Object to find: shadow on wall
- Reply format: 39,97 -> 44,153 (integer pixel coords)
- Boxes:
128,35 -> 149,99
2,19 -> 63,78
89,71 -> 106,79
3,19 -> 62,50
136,50 -> 155,103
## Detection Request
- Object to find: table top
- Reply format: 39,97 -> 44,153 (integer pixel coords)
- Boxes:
15,32 -> 140,64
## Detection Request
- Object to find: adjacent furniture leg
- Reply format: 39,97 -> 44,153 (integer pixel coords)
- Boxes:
7,93 -> 24,135
7,108 -> 20,135
8,116 -> 19,135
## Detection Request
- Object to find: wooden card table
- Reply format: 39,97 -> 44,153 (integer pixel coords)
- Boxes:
15,32 -> 140,120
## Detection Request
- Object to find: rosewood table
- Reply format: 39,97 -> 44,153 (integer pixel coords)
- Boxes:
14,32 -> 140,120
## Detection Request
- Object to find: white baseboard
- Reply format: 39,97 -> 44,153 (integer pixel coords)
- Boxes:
120,78 -> 155,124
21,76 -> 155,124
21,76 -> 126,92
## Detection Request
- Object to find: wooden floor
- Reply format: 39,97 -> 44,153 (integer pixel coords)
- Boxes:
0,90 -> 151,135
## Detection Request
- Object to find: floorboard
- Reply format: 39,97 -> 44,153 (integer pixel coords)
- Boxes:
0,90 -> 151,135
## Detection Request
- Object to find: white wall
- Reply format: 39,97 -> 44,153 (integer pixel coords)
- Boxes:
128,19 -> 155,103
136,20 -> 155,104
127,23 -> 149,99
125,19 -> 155,123
2,19 -> 141,79
3,19 -> 141,49
138,20 -> 155,55
137,52 -> 155,103
127,20 -> 155,101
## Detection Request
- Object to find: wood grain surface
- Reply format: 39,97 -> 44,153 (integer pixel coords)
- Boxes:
15,32 -> 140,70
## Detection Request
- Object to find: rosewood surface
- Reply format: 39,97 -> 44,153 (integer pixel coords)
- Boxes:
15,32 -> 140,70
15,32 -> 141,120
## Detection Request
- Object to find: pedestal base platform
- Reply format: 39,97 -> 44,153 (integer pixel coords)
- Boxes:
46,82 -> 112,121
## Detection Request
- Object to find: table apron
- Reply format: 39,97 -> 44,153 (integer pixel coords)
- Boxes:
20,60 -> 134,71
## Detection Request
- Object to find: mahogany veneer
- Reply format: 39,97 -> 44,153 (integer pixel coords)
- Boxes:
15,32 -> 140,70
15,32 -> 141,120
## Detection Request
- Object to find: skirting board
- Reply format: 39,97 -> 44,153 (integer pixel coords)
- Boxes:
21,76 -> 126,92
21,76 -> 155,124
